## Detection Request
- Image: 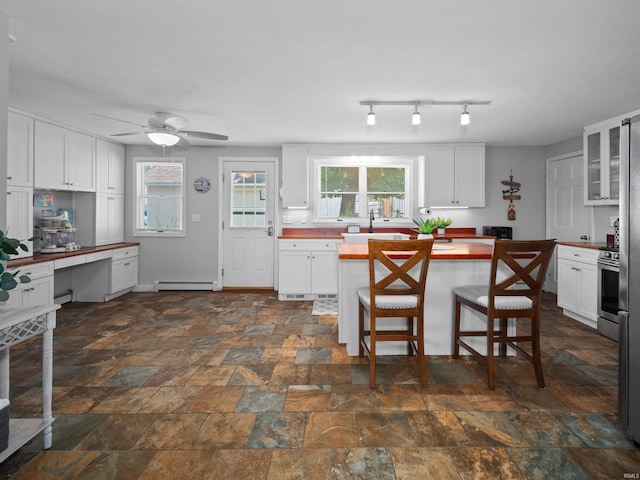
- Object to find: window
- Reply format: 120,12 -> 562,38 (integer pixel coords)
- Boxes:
231,170 -> 267,227
316,157 -> 413,220
134,158 -> 185,236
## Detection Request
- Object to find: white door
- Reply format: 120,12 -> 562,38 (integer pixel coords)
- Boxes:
221,159 -> 276,288
546,152 -> 592,292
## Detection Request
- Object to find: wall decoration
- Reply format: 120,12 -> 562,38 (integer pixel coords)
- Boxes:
501,171 -> 521,221
34,193 -> 54,207
194,176 -> 211,193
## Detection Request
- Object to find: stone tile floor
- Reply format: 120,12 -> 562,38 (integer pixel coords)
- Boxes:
1,291 -> 639,479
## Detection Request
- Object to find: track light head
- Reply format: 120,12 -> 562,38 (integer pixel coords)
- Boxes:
412,105 -> 421,125
367,105 -> 376,126
460,105 -> 470,125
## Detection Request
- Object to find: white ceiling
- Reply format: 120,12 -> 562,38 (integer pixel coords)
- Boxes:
2,0 -> 640,147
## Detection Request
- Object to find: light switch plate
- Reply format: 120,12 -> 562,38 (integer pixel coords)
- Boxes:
282,216 -> 294,224
191,213 -> 201,222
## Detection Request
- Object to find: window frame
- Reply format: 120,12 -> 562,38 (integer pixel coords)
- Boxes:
133,157 -> 186,238
313,156 -> 418,224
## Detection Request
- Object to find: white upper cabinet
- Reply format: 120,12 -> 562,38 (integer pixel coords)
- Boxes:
280,145 -> 308,208
7,111 -> 34,187
424,144 -> 485,207
34,120 -> 96,192
6,186 -> 33,258
584,121 -> 620,205
96,139 -> 125,194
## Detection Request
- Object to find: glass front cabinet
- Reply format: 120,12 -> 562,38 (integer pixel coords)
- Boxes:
584,122 -> 620,205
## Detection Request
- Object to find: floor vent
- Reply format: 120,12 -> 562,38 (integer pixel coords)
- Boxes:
154,281 -> 214,291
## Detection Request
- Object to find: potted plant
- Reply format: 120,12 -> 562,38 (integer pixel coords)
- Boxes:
0,230 -> 31,302
412,218 -> 437,239
434,216 -> 453,235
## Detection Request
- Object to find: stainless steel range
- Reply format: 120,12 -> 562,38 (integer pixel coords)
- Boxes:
597,245 -> 620,340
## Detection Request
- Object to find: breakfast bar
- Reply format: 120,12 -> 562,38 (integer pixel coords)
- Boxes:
337,242 -> 514,356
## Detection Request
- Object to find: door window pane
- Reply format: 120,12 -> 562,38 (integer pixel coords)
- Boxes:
231,170 -> 267,227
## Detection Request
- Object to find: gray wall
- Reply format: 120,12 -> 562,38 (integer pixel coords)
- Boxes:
279,146 -> 548,240
125,145 -> 280,288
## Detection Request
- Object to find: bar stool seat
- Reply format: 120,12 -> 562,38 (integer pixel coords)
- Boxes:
358,238 -> 434,389
452,239 -> 556,390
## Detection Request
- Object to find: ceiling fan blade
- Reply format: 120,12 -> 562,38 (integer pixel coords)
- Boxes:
93,113 -> 147,128
180,130 -> 228,141
111,131 -> 143,136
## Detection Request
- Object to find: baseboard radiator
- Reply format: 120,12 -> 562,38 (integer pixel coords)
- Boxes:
54,289 -> 75,305
153,281 -> 215,292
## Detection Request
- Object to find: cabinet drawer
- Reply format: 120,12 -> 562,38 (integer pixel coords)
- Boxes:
279,240 -> 338,251
8,261 -> 53,280
557,245 -> 599,264
86,250 -> 113,263
112,246 -> 139,260
54,255 -> 87,270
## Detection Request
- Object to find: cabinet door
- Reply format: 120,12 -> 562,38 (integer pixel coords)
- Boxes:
584,125 -> 620,205
34,121 -> 66,189
66,130 -> 96,191
278,250 -> 312,294
24,276 -> 54,306
557,259 -> 580,311
111,256 -> 138,293
7,112 -> 34,187
577,262 -> 598,321
311,250 -> 338,294
95,193 -> 111,245
6,186 -> 33,259
281,146 -> 308,208
424,145 -> 455,207
123,257 -> 139,289
455,145 -> 485,207
108,194 -> 125,244
96,139 -> 111,192
96,140 -> 125,193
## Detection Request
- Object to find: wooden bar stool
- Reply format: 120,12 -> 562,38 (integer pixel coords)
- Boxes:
357,238 -> 434,389
452,239 -> 556,390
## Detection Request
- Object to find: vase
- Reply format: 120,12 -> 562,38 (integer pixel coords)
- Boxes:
417,234 -> 433,240
437,228 -> 445,235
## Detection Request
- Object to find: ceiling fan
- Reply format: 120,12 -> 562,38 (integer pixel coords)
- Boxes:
95,112 -> 228,145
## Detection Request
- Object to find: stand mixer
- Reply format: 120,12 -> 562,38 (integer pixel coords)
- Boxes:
39,210 -> 80,253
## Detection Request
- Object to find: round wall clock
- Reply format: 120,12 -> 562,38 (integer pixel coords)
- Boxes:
194,176 -> 211,193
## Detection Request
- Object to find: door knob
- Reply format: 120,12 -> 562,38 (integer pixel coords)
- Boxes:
267,226 -> 274,236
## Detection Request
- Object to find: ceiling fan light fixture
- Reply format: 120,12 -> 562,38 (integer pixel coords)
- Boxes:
147,132 -> 180,146
460,105 -> 470,125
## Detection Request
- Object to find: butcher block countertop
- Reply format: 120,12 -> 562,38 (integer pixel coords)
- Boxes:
7,243 -> 140,269
337,242 -> 495,260
279,227 -> 493,241
556,241 -> 608,250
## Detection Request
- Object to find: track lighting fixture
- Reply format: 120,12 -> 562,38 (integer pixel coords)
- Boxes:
359,99 -> 490,127
147,132 -> 180,146
460,105 -> 470,125
412,105 -> 421,125
367,105 -> 376,125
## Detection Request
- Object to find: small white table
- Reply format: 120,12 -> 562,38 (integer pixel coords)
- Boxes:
0,304 -> 60,463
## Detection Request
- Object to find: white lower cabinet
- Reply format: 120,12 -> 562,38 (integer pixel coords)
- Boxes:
278,240 -> 339,300
557,245 -> 598,327
2,262 -> 54,307
111,249 -> 139,293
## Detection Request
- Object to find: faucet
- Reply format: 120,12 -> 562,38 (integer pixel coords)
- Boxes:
369,209 -> 375,233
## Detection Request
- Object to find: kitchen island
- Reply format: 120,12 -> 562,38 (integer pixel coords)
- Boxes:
337,242 -> 512,356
